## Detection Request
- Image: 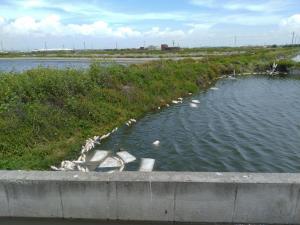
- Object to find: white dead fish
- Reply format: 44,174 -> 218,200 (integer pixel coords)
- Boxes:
178,97 -> 183,101
189,103 -> 198,108
130,119 -> 137,123
139,158 -> 155,172
153,140 -> 160,146
166,104 -> 170,107
210,87 -> 219,90
192,100 -> 200,104
61,161 -> 76,171
116,151 -> 136,164
112,127 -> 118,133
100,133 -> 111,140
51,166 -> 62,171
188,93 -> 192,95
172,100 -> 179,104
158,107 -> 161,110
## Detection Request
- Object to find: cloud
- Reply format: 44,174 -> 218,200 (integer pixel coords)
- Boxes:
190,0 -> 293,13
280,14 -> 300,30
0,15 -> 187,39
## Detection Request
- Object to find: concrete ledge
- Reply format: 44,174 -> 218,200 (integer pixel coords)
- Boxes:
0,171 -> 299,224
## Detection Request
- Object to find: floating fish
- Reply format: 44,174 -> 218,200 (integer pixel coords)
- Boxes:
210,87 -> 219,90
192,100 -> 200,104
153,140 -> 160,146
189,103 -> 198,108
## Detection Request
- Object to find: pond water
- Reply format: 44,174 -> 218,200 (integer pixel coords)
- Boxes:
0,59 -> 92,72
100,76 -> 300,172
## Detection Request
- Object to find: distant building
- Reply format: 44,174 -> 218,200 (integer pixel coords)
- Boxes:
161,44 -> 180,51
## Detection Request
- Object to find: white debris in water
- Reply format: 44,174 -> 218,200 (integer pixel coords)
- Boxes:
158,107 -> 161,110
172,100 -> 180,104
89,150 -> 109,163
73,174 -> 79,178
191,100 -> 200,104
189,103 -> 198,108
210,87 -> 219,90
216,172 -> 223,176
139,158 -> 155,172
153,140 -> 160,146
166,104 -> 170,107
188,92 -> 192,95
116,151 -> 136,164
178,97 -> 183,101
98,157 -> 122,168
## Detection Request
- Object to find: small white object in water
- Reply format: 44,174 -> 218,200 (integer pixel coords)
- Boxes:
188,92 -> 192,95
172,100 -> 179,104
117,151 -> 136,164
139,158 -> 155,172
210,87 -> 219,90
166,104 -> 170,107
73,174 -> 79,178
178,97 -> 183,101
158,107 -> 161,110
130,119 -> 137,123
216,172 -> 223,176
189,103 -> 198,108
98,157 -> 122,168
191,100 -> 200,104
153,140 -> 160,146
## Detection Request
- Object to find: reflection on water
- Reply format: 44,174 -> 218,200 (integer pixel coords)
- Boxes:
100,76 -> 300,172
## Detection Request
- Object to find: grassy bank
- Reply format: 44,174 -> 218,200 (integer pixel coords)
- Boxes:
0,47 -> 299,170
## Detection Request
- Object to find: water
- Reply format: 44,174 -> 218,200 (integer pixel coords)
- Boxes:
293,55 -> 300,62
100,76 -> 300,173
0,59 -> 91,72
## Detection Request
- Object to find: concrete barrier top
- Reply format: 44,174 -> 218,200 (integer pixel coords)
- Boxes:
1,170 -> 300,183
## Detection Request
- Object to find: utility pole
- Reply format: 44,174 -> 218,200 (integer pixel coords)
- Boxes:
115,41 -> 118,50
292,32 -> 295,45
44,41 -> 47,50
172,40 -> 175,47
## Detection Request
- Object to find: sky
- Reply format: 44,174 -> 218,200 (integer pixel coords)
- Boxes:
0,0 -> 300,50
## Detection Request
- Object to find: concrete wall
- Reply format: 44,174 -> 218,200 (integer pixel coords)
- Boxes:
0,171 -> 299,224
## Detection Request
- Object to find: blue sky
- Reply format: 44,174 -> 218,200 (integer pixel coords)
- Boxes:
0,0 -> 300,50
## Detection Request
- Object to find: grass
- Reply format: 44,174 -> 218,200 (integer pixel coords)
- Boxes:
0,47 -> 299,170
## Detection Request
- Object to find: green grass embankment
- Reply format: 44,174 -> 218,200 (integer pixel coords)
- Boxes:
0,47 -> 299,169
